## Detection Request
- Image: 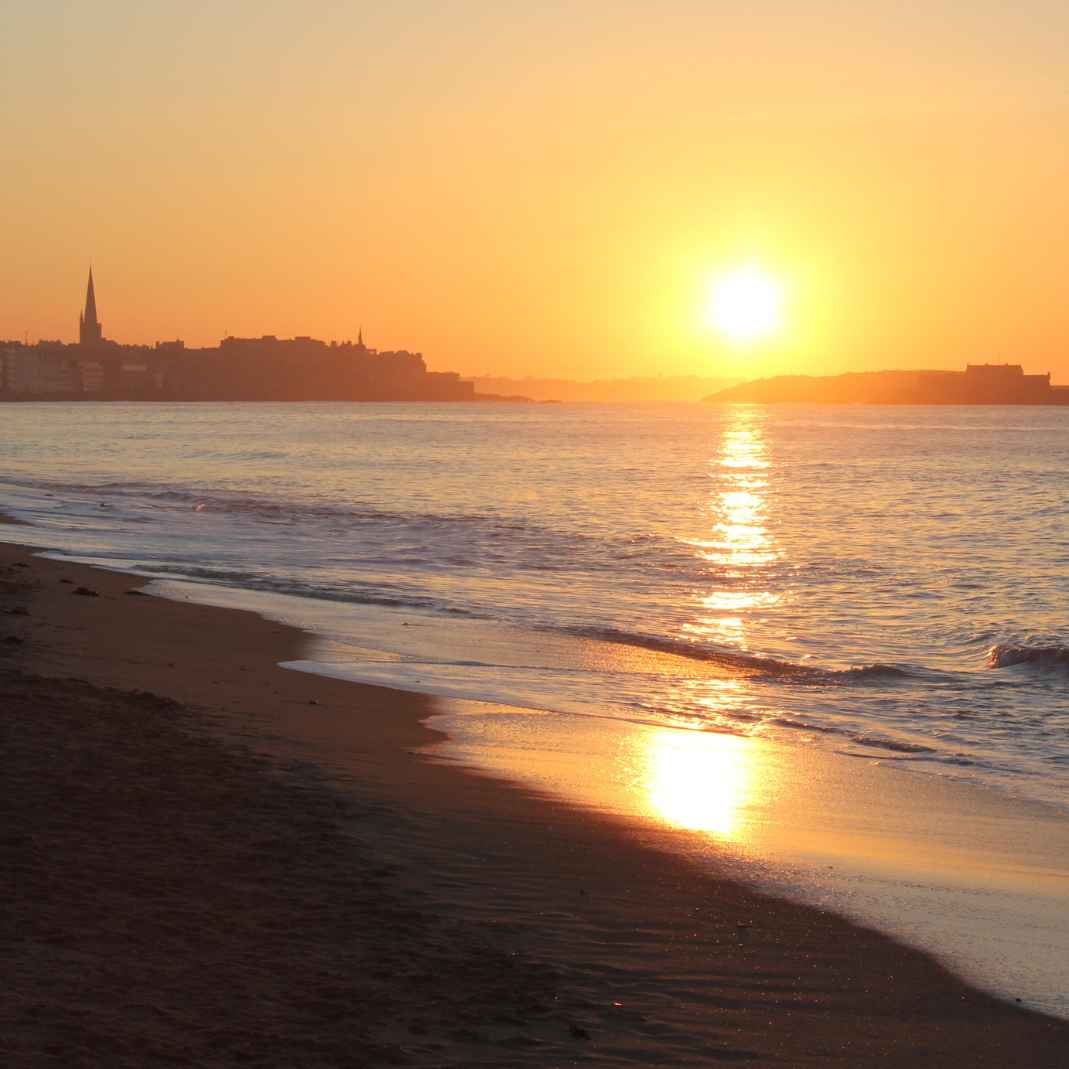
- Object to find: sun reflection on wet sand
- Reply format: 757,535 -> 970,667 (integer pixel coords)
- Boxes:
643,728 -> 758,837
431,694 -> 1069,1018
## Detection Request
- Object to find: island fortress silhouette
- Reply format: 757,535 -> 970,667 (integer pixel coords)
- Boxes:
704,362 -> 1069,405
1,270 -> 492,402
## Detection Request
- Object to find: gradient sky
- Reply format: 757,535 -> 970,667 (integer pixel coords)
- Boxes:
3,1 -> 1069,379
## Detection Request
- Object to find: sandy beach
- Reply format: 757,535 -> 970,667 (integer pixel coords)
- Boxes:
2,538 -> 1069,1067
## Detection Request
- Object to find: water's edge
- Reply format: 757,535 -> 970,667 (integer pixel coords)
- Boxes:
4,535 -> 1064,1021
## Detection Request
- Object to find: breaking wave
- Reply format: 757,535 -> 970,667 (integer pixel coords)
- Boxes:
989,645 -> 1069,674
567,627 -> 914,683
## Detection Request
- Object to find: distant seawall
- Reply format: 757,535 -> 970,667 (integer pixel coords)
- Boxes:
704,364 -> 1069,406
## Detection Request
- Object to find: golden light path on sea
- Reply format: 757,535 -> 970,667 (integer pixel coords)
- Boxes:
637,407 -> 782,837
682,407 -> 782,648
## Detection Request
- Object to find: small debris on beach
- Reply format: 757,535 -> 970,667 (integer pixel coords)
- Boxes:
3,607 -> 29,615
125,589 -> 147,596
72,587 -> 100,597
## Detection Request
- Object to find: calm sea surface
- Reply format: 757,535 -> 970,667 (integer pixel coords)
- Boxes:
2,401 -> 1068,810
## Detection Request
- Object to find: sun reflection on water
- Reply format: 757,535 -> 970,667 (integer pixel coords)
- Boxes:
684,407 -> 782,649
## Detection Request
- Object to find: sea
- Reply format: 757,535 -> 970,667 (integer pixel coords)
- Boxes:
2,400 -> 1068,1013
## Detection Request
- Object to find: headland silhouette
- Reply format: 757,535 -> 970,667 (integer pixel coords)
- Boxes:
704,363 -> 1069,405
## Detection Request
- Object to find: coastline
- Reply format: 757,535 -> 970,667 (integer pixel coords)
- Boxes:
3,540 -> 1069,1064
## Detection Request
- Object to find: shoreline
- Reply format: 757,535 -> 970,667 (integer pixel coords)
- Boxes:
3,540 -> 1069,1064
426,691 -> 1069,1018
111,578 -> 1069,1014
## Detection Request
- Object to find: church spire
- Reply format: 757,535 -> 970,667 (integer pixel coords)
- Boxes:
79,268 -> 102,345
84,268 -> 98,326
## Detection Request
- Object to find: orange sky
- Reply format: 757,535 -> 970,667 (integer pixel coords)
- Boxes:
3,1 -> 1069,380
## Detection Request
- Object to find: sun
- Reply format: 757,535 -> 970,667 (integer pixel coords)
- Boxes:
705,268 -> 785,343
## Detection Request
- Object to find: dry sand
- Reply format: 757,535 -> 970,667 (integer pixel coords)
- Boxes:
1,539 -> 1068,1067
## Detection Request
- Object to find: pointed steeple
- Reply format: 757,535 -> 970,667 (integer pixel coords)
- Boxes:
79,268 -> 103,345
84,269 -> 98,326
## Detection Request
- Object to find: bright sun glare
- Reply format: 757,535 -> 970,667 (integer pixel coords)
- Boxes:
705,268 -> 785,343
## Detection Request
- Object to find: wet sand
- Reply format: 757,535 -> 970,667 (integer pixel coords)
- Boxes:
2,540 -> 1069,1066
428,695 -> 1069,1016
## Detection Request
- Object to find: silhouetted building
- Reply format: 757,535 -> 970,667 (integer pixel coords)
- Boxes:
1,272 -> 480,402
0,341 -> 80,395
78,269 -> 104,346
902,364 -> 1058,404
158,333 -> 473,401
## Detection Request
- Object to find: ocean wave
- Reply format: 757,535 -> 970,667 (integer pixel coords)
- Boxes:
562,625 -> 923,684
817,662 -> 912,681
2,476 -> 697,553
851,734 -> 937,753
771,715 -> 937,754
161,569 -> 473,614
988,644 -> 1069,673
564,626 -> 808,676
